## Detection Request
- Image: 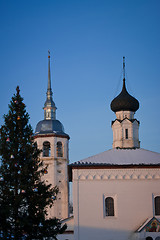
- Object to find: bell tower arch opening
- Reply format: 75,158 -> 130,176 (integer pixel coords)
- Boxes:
43,141 -> 51,157
57,141 -> 63,157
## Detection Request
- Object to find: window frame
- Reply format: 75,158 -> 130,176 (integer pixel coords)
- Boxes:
103,194 -> 117,218
154,195 -> 160,216
153,194 -> 160,217
43,141 -> 51,157
105,197 -> 114,216
56,141 -> 63,158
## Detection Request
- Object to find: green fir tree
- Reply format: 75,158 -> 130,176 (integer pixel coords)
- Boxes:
0,87 -> 66,240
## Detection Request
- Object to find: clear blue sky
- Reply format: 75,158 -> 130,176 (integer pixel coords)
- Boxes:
0,0 -> 160,163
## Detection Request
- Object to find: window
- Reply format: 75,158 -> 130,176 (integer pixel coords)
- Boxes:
43,141 -> 51,157
155,196 -> 160,215
146,237 -> 153,240
105,197 -> 114,216
125,129 -> 128,139
57,141 -> 63,157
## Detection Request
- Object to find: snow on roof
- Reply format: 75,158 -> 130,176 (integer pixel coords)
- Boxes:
72,148 -> 160,166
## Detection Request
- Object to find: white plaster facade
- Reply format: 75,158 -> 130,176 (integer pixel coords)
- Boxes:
112,110 -> 140,149
72,164 -> 160,240
34,134 -> 69,220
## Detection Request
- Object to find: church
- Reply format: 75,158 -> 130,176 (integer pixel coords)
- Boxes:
34,53 -> 160,240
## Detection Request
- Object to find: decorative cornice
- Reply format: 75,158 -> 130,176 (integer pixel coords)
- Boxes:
112,118 -> 140,125
76,173 -> 160,181
72,168 -> 160,181
34,133 -> 70,140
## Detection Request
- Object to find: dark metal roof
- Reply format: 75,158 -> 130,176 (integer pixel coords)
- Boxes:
110,79 -> 139,112
44,98 -> 56,108
35,119 -> 68,136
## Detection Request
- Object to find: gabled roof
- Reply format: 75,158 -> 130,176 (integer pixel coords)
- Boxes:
71,148 -> 160,167
136,217 -> 160,232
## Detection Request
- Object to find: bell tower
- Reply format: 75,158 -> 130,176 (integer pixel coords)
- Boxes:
110,57 -> 140,149
34,52 -> 70,219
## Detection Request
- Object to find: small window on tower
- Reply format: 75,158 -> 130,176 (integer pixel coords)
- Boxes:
57,141 -> 63,157
125,129 -> 128,139
43,141 -> 51,157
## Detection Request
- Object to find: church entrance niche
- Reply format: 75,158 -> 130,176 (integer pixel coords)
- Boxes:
146,237 -> 153,240
155,237 -> 160,240
43,141 -> 51,157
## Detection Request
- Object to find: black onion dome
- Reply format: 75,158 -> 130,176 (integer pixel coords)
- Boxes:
110,79 -> 139,112
35,119 -> 69,137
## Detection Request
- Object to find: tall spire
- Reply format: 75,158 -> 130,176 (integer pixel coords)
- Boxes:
123,56 -> 125,80
123,56 -> 126,89
43,51 -> 57,120
46,50 -> 53,101
48,51 -> 51,92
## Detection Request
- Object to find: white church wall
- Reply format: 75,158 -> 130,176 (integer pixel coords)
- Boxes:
35,135 -> 69,219
112,119 -> 140,148
72,167 -> 160,240
115,111 -> 134,120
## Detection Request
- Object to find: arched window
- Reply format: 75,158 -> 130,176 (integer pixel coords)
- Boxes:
105,197 -> 114,216
155,196 -> 160,215
146,237 -> 153,240
43,141 -> 51,157
57,141 -> 63,157
155,237 -> 160,240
